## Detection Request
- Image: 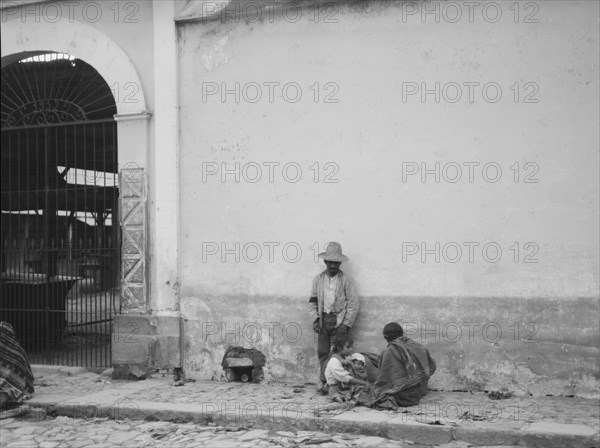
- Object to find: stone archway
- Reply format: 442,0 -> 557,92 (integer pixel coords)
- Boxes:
1,17 -> 147,115
2,6 -> 185,378
1,17 -> 150,324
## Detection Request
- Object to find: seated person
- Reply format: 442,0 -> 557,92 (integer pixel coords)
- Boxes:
348,353 -> 368,381
371,322 -> 436,410
346,353 -> 376,406
359,352 -> 380,384
0,322 -> 34,410
324,334 -> 369,402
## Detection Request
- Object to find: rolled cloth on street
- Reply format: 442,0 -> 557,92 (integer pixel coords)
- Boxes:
0,322 -> 34,408
370,336 -> 436,409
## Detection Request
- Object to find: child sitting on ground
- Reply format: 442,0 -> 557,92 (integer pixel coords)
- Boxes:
324,334 -> 369,403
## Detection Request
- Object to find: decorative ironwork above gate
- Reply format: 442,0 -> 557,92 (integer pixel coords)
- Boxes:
4,99 -> 87,128
1,53 -> 117,129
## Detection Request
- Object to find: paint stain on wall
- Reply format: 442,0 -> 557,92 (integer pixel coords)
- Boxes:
202,35 -> 230,71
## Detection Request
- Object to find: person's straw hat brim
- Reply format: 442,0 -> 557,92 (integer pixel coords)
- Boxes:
318,242 -> 349,262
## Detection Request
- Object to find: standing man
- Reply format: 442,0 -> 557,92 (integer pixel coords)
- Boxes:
309,242 -> 359,393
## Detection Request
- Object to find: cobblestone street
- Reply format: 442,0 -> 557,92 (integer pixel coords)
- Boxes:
0,366 -> 596,447
0,415 -> 489,448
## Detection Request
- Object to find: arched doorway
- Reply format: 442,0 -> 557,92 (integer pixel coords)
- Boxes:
1,52 -> 119,368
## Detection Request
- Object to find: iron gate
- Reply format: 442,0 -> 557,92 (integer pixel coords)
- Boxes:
0,54 -> 119,369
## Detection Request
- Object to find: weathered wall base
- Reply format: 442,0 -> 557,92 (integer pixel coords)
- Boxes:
112,314 -> 183,379
181,295 -> 599,398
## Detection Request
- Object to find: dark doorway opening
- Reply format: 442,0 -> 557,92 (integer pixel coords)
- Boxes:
1,53 -> 120,369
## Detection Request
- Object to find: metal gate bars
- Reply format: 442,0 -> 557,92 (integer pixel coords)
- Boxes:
1,54 -> 119,369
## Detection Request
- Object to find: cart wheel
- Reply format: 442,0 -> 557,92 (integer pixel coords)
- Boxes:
240,373 -> 250,383
225,369 -> 235,382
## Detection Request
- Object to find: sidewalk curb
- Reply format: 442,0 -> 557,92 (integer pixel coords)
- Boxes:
23,391 -> 600,448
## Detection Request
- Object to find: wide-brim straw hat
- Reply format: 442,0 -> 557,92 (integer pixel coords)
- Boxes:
318,242 -> 349,262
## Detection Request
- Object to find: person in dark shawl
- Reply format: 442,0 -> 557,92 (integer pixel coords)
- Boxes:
0,322 -> 34,409
370,322 -> 436,410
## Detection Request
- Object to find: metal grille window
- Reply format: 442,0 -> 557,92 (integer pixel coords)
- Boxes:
1,53 -> 119,369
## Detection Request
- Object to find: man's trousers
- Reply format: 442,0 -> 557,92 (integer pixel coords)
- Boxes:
317,313 -> 349,383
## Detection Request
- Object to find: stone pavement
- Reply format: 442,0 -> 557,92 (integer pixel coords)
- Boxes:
1,365 -> 598,448
0,415 -> 510,448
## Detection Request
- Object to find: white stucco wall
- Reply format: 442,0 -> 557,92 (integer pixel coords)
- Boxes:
175,1 -> 599,393
178,0 -> 599,299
